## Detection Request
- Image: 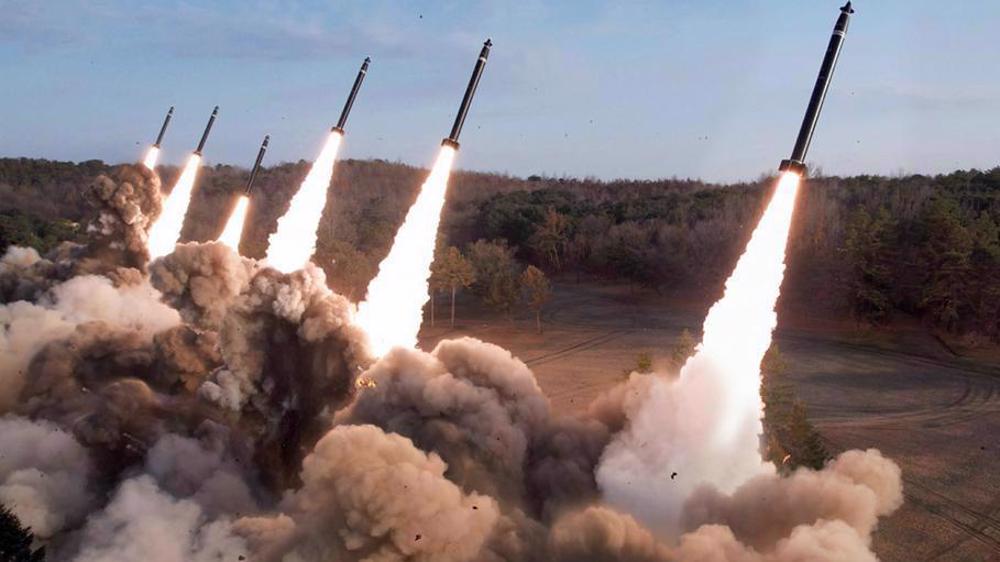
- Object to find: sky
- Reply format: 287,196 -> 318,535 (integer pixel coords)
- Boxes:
2,0 -> 999,183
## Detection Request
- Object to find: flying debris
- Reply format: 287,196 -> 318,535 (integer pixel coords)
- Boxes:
779,2 -> 854,176
441,38 -> 492,149
244,135 -> 270,195
332,57 -> 370,134
153,106 -> 174,148
194,106 -> 219,156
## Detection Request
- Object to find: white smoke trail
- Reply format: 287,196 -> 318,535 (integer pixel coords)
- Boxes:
217,196 -> 249,252
143,146 -> 160,170
265,132 -> 343,273
355,146 -> 457,357
597,172 -> 802,536
147,154 -> 202,260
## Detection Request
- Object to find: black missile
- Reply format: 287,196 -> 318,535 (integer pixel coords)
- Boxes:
153,106 -> 174,148
194,106 -> 219,156
779,2 -> 854,176
244,135 -> 270,196
442,38 -> 492,149
332,57 -> 370,134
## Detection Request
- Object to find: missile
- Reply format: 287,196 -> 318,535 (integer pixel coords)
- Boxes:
442,38 -> 492,149
779,2 -> 854,176
153,106 -> 174,148
194,106 -> 219,156
332,57 -> 371,134
244,135 -> 270,195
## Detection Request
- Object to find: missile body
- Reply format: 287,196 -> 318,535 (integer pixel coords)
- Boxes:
442,39 -> 492,149
244,135 -> 270,195
195,106 -> 219,155
779,2 -> 854,176
153,106 -> 174,148
332,57 -> 371,134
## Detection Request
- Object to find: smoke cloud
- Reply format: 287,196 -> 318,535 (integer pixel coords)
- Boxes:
0,416 -> 94,539
0,163 -> 903,562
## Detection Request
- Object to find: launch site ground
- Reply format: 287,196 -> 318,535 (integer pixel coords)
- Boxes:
420,281 -> 1000,562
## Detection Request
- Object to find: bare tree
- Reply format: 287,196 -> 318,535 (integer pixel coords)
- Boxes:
520,265 -> 551,334
431,246 -> 477,328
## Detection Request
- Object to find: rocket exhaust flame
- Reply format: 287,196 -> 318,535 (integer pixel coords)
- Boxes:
356,39 -> 491,357
217,135 -> 270,253
142,107 -> 173,170
217,195 -> 249,251
142,146 -> 160,170
147,154 -> 202,259
263,58 -> 368,272
265,132 -> 343,273
598,172 -> 802,533
147,107 -> 218,260
356,146 -> 456,357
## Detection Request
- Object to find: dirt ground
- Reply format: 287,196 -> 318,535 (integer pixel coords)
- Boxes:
418,281 -> 1000,562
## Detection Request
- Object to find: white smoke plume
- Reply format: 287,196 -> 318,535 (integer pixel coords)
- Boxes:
71,475 -> 248,562
597,173 -> 801,534
0,416 -> 95,539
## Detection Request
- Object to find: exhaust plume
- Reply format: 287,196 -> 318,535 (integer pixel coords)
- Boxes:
142,146 -> 160,170
597,172 -> 802,534
147,154 -> 203,260
355,146 -> 457,356
265,132 -> 343,273
217,195 -> 250,252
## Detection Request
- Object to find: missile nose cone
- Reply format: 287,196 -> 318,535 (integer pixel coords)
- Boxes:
211,106 -> 219,115
485,38 -> 493,47
841,1 -> 854,13
263,135 -> 270,146
168,106 -> 174,115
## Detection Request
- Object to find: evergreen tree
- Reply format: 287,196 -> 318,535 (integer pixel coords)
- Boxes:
841,207 -> 896,326
787,401 -> 830,470
0,504 -> 45,562
918,197 -> 973,332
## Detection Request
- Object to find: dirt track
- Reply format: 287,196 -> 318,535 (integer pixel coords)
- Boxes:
419,282 -> 1000,562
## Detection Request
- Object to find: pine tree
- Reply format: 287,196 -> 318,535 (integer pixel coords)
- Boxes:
788,401 -> 830,470
842,207 -> 896,326
0,504 -> 45,562
918,196 -> 973,332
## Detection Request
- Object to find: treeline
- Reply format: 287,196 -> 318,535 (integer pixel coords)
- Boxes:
2,157 -> 998,342
788,171 -> 1000,342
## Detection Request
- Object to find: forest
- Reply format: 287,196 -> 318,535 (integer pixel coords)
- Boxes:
2,156 -> 998,343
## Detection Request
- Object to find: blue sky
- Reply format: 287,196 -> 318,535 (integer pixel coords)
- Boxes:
2,0 -> 999,182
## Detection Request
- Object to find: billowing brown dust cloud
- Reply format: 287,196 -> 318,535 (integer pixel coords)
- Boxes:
0,164 -> 902,561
